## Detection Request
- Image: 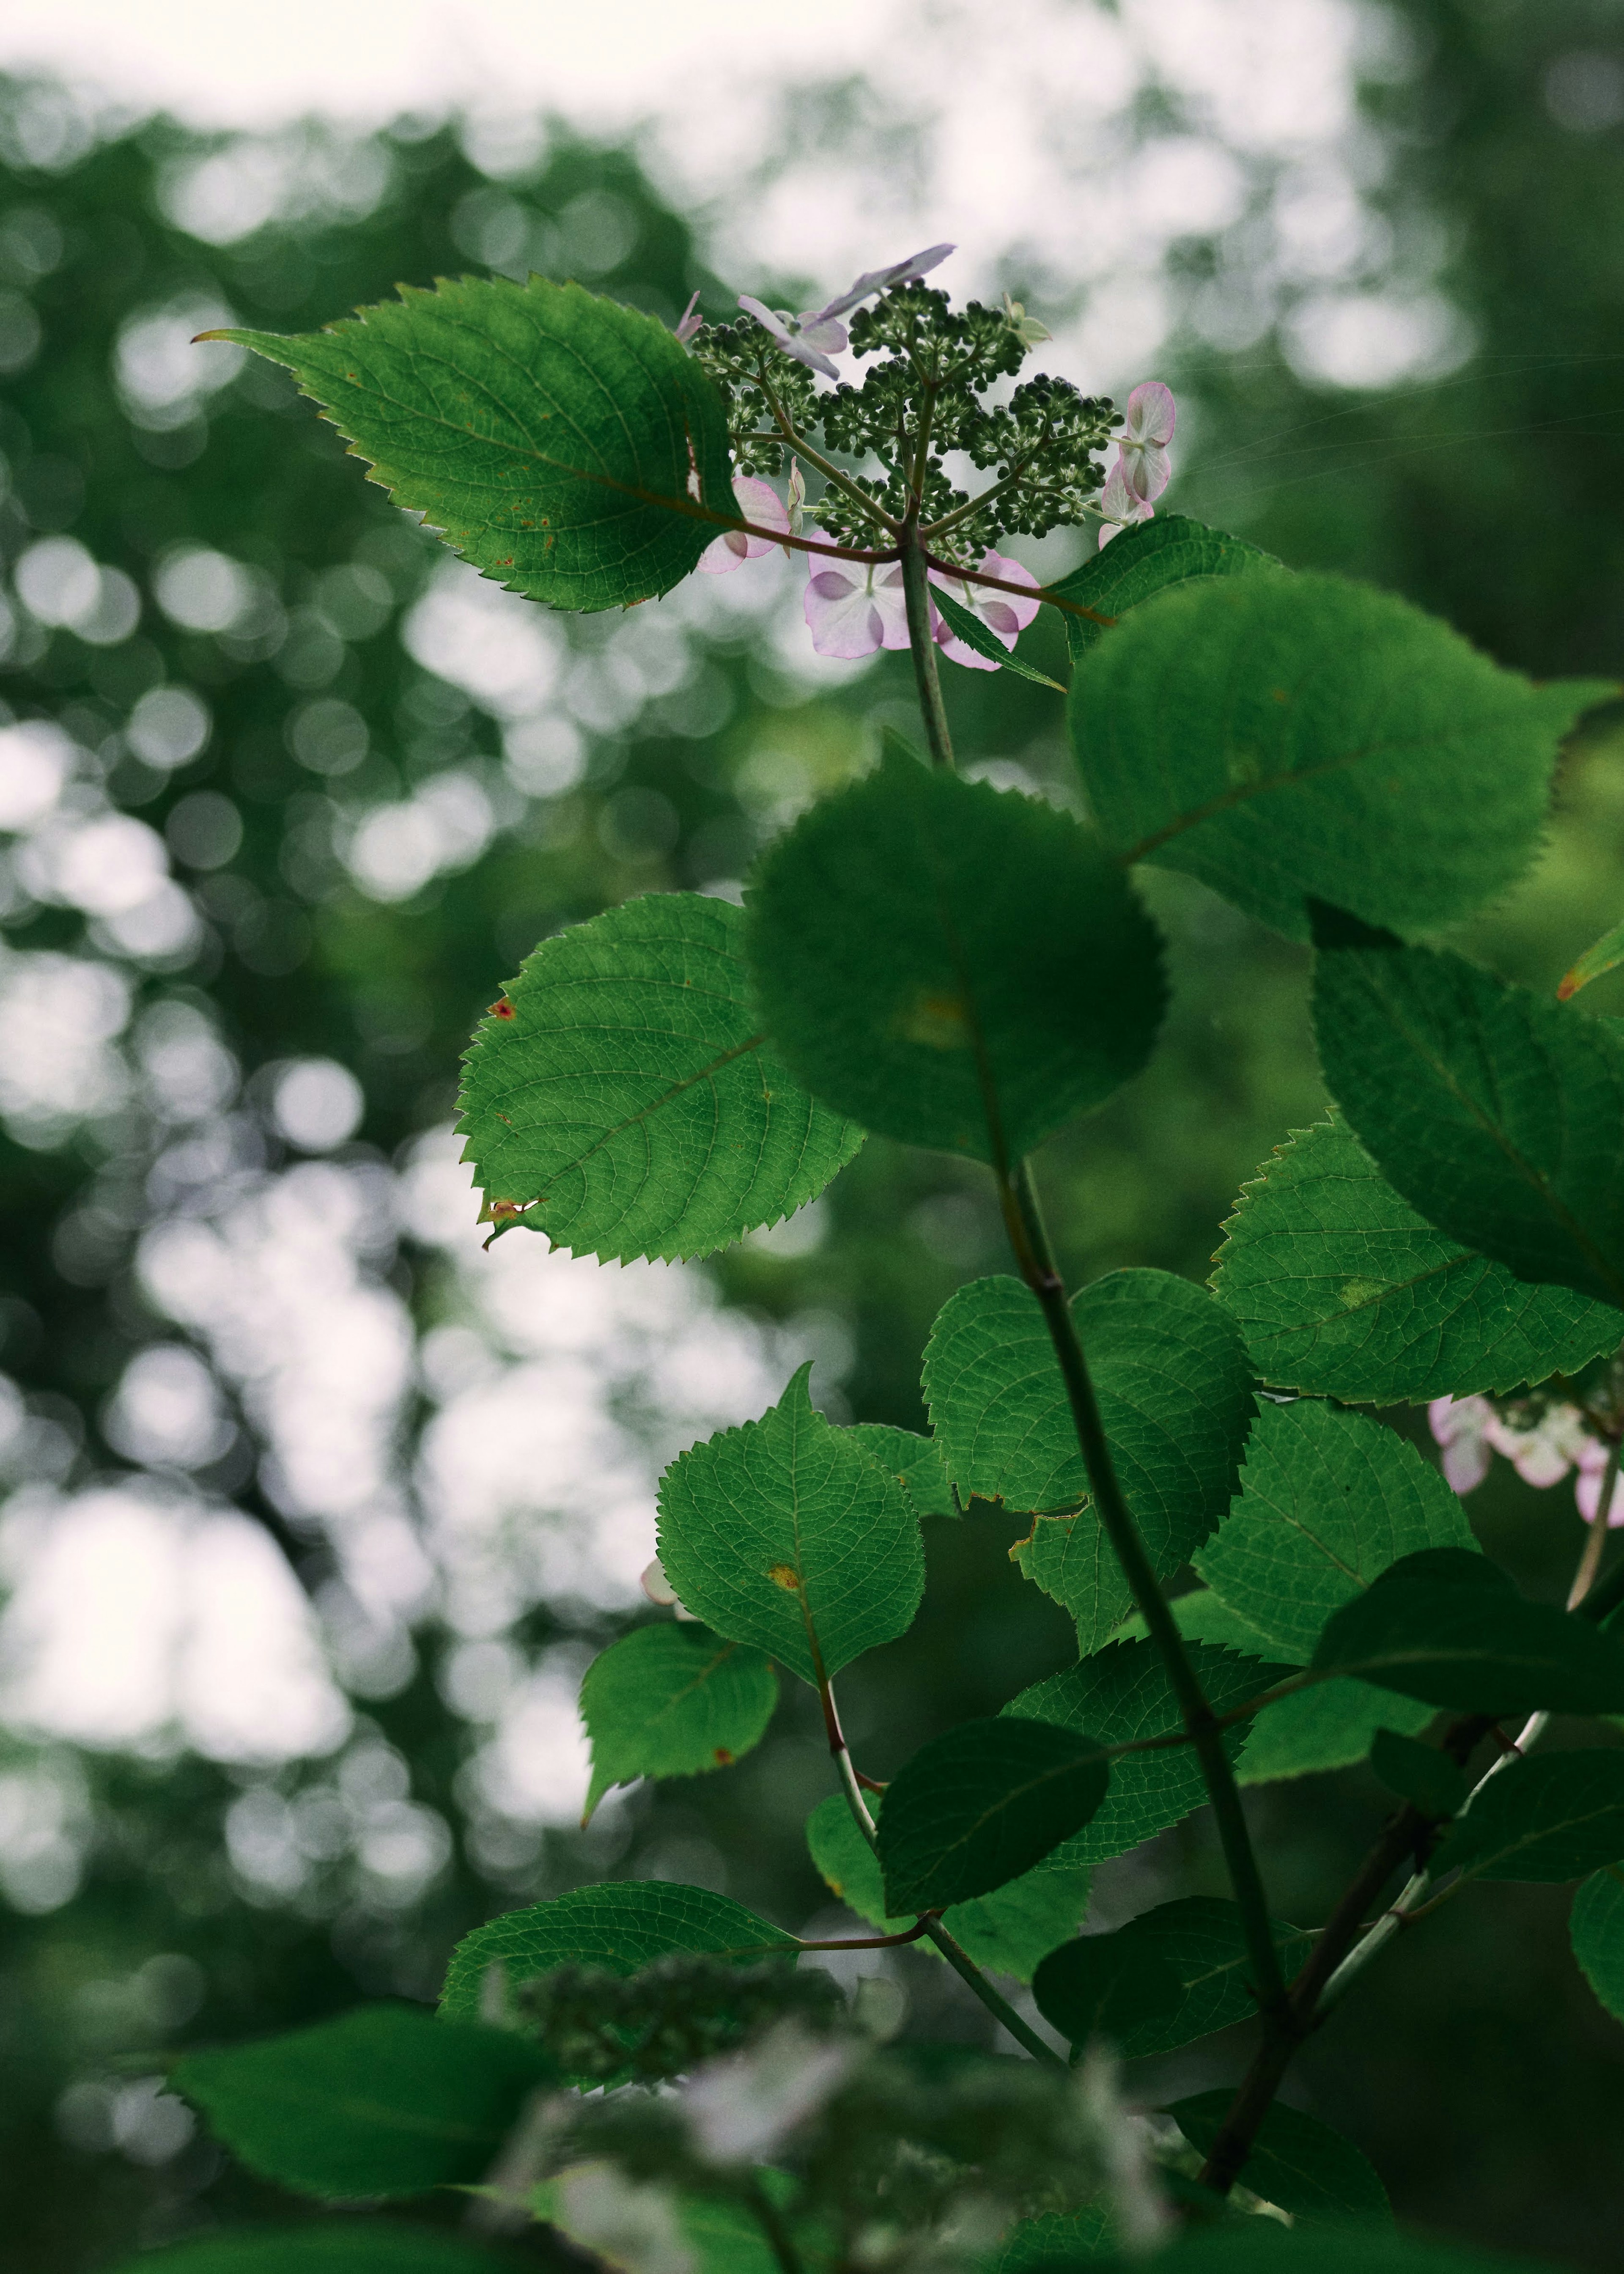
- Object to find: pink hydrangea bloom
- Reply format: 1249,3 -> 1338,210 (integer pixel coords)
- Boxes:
1575,1437 -> 1624,1526
1484,1402 -> 1591,1488
1116,380 -> 1176,504
738,245 -> 954,379
802,528 -> 909,658
1429,1395 -> 1495,1494
928,549 -> 1040,670
698,475 -> 790,574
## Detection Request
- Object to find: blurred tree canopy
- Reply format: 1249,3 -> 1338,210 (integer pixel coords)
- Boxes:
2,5 -> 1624,2266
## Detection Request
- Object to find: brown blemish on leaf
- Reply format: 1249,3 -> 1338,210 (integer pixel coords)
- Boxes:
488,997 -> 516,1019
713,1747 -> 734,1765
767,1563 -> 802,1591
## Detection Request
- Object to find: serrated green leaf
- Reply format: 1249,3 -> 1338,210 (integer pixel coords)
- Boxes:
1238,1674 -> 1434,1786
1192,1399 -> 1477,1662
875,1716 -> 1109,1912
1034,1898 -> 1312,2060
930,583 -> 1067,689
1561,913 -> 1624,1000
207,277 -> 734,611
1311,932 -> 1624,1309
1008,1641 -> 1289,1867
1047,512 -> 1281,659
1433,1751 -> 1624,1882
1311,1552 -> 1624,1715
1369,1727 -> 1470,1817
107,2228 -> 521,2274
745,743 -> 1166,1163
457,893 -> 863,1264
439,1882 -> 795,2024
656,1365 -> 923,1685
924,1270 -> 1254,1651
1211,1115 -> 1623,1402
1167,2092 -> 1391,2224
846,1423 -> 960,1520
580,1623 -> 779,1821
1569,1867 -> 1624,2020
172,2006 -> 550,2202
990,2205 -> 1114,2270
805,1792 -> 1091,1983
1071,570 -> 1610,939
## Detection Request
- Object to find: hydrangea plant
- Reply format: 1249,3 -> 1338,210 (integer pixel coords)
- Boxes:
136,245 -> 1624,2274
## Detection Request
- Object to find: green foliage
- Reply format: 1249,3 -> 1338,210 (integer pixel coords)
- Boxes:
1433,1752 -> 1624,1883
1130,2228 -> 1553,2274
1569,1868 -> 1624,2022
1009,1641 -> 1289,1867
171,2006 -> 551,2201
846,1424 -> 960,1520
108,2231 -> 521,2274
1311,932 -> 1624,1307
655,1365 -> 923,1685
1560,911 -> 1624,1002
745,743 -> 1166,1163
1210,1115 -> 1624,1401
875,1716 -> 1109,1912
926,1271 -> 1253,1648
991,2207 -> 1114,2270
1311,1549 -> 1624,1715
804,1793 -> 1091,1983
1033,1899 -> 1311,2059
209,276 -> 735,610
439,1882 -> 795,2024
1192,1399 -> 1477,1661
1048,512 -> 1280,659
457,892 -> 861,1263
1369,1728 -> 1470,1818
1073,572 -> 1607,939
1238,1677 -> 1433,1785
513,1952 -> 844,2084
1168,2092 -> 1391,2223
579,1623 -> 779,1821
929,585 -> 1066,689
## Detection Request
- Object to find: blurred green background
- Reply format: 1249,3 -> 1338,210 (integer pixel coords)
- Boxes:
2,4 -> 1624,2265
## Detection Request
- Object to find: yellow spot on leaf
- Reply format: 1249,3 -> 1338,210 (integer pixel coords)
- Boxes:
899,991 -> 970,1050
767,1563 -> 802,1591
1337,1277 -> 1387,1309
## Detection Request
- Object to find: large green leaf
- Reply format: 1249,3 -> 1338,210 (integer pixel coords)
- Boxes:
1071,571 -> 1608,939
457,893 -> 863,1264
579,1623 -> 779,1821
805,1792 -> 1091,1983
745,741 -> 1166,1163
205,277 -> 734,610
1033,1898 -> 1311,2059
1433,1752 -> 1624,1882
1167,2093 -> 1390,2223
847,1423 -> 960,1520
1211,1115 -> 1623,1401
1369,1727 -> 1470,1818
991,2207 -> 1114,2270
1311,1551 -> 1624,1715
1569,1867 -> 1624,2021
1008,1641 -> 1289,1867
439,1882 -> 795,2023
1192,1399 -> 1477,1662
172,2007 -> 550,2201
1047,512 -> 1281,659
875,1717 -> 1109,1912
1311,931 -> 1624,1308
924,1270 -> 1254,1651
1127,2226 -> 1553,2273
656,1365 -> 924,1685
108,2230 -> 522,2274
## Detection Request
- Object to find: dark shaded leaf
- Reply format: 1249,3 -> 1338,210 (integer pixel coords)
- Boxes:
1434,1751 -> 1624,1882
1168,2091 -> 1390,2223
877,1716 -> 1109,1912
1034,1899 -> 1312,2059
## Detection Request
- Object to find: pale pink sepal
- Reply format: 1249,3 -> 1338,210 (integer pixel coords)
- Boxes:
1428,1395 -> 1494,1494
698,476 -> 791,574
803,528 -> 909,658
928,549 -> 1040,670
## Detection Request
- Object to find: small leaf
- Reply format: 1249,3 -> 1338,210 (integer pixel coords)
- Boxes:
1239,1675 -> 1433,1787
1167,2092 -> 1391,2224
847,1423 -> 960,1519
579,1623 -> 778,1821
1433,1751 -> 1624,1882
805,1792 -> 1091,1983
1569,1868 -> 1624,2021
1561,913 -> 1624,1000
439,1882 -> 795,2024
172,2006 -> 551,2201
745,741 -> 1166,1163
875,1716 -> 1110,1912
656,1365 -> 924,1685
1311,1552 -> 1624,1715
1192,1399 -> 1478,1662
1047,512 -> 1281,659
1211,1114 -> 1623,1402
930,583 -> 1067,688
1312,931 -> 1624,1308
458,893 -> 862,1264
1008,1640 -> 1291,1867
208,277 -> 735,611
1034,1898 -> 1312,2059
925,1270 -> 1254,1651
107,2228 -> 523,2274
1073,570 -> 1610,939
1369,1727 -> 1470,1817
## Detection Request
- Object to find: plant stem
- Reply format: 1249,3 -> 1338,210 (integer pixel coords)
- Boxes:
743,2178 -> 807,2274
900,530 -> 955,769
997,1159 -> 1288,2032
